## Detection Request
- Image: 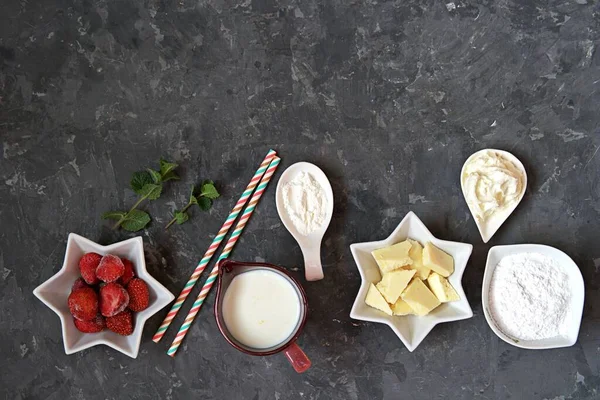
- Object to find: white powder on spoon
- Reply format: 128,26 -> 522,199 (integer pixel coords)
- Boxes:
282,172 -> 327,236
489,252 -> 571,341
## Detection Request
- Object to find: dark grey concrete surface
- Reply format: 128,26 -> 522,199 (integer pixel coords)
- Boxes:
1,0 -> 600,399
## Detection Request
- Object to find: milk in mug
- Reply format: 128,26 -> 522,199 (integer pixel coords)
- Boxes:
222,270 -> 301,349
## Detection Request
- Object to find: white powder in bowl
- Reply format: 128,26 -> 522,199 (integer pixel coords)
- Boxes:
282,172 -> 327,236
489,252 -> 571,341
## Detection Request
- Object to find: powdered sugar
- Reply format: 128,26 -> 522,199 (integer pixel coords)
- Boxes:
489,252 -> 571,341
282,172 -> 327,236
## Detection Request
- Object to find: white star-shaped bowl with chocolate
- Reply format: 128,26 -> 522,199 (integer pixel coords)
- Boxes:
350,212 -> 473,352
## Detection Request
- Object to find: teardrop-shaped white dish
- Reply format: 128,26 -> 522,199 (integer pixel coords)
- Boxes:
275,162 -> 334,281
460,149 -> 527,243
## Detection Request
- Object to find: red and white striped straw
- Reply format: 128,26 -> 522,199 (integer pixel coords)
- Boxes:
152,149 -> 276,343
167,156 -> 281,356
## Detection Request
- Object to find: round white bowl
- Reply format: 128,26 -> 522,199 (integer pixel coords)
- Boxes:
482,244 -> 584,349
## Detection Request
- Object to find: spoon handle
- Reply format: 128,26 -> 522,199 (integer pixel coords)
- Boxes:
302,246 -> 324,281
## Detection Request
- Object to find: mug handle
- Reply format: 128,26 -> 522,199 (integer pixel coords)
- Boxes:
283,342 -> 311,373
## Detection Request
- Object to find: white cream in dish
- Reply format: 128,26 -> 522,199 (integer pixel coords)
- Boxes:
461,150 -> 525,223
222,270 -> 301,349
282,171 -> 328,236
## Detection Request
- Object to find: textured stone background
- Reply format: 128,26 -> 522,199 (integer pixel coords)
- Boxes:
1,0 -> 600,399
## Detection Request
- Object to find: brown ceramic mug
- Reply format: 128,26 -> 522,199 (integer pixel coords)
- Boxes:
214,260 -> 311,373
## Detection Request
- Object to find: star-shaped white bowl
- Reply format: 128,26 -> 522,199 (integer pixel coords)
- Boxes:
33,233 -> 175,358
349,212 -> 473,352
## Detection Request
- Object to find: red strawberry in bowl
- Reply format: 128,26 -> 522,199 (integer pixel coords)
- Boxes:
74,314 -> 105,333
71,277 -> 89,292
127,278 -> 150,312
106,310 -> 134,336
119,258 -> 135,285
68,287 -> 98,321
100,282 -> 129,317
79,253 -> 102,285
96,254 -> 125,283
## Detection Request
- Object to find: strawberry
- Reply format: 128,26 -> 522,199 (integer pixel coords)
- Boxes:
68,287 -> 98,321
106,310 -> 134,336
119,258 -> 135,285
99,282 -> 129,317
73,314 -> 105,333
96,254 -> 124,283
79,252 -> 102,285
71,277 -> 89,292
127,278 -> 149,312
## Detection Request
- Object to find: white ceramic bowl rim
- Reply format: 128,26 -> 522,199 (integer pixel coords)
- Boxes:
481,244 -> 584,350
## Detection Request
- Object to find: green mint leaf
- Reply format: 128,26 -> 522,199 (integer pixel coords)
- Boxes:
174,210 -> 189,225
198,196 -> 212,211
140,183 -> 162,200
147,168 -> 163,184
159,159 -> 178,176
189,185 -> 198,205
121,209 -> 151,232
200,181 -> 219,199
102,211 -> 126,220
161,170 -> 180,182
130,171 -> 153,195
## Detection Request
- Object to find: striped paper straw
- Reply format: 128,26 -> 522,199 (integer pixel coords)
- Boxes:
167,156 -> 281,357
152,149 -> 277,343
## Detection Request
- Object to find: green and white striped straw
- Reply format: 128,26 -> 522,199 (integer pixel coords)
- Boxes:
152,150 -> 276,343
167,156 -> 281,356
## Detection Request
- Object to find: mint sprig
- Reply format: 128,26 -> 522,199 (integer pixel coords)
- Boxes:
103,158 -> 179,231
165,180 -> 219,230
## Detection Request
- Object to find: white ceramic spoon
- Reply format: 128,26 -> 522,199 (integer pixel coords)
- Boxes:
276,162 -> 334,281
460,149 -> 527,243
